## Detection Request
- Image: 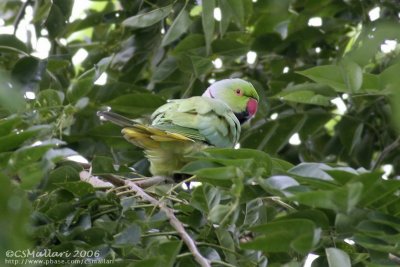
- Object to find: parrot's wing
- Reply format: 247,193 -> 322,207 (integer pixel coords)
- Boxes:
121,124 -> 194,149
151,96 -> 240,148
97,111 -> 194,149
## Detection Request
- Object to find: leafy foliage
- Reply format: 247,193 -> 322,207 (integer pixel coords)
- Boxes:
1,0 -> 400,266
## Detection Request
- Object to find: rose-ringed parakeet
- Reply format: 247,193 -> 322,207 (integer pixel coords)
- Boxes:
98,79 -> 259,177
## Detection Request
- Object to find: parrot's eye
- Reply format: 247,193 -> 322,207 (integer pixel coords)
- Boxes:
235,89 -> 242,95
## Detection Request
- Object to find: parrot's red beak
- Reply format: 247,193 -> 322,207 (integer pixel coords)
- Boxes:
247,98 -> 258,118
235,98 -> 258,124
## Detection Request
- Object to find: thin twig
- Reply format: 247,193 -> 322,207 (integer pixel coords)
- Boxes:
148,175 -> 196,217
157,175 -> 196,203
107,184 -> 131,193
372,136 -> 400,170
13,0 -> 33,34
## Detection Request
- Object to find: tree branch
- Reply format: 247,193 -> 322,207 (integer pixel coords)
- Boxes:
81,171 -> 210,267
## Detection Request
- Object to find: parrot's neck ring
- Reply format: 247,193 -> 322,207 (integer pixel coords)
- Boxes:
203,87 -> 215,99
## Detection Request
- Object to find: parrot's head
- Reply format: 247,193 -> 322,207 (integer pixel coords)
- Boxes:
202,79 -> 259,124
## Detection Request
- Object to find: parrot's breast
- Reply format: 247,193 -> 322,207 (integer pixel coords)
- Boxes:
145,141 -> 209,176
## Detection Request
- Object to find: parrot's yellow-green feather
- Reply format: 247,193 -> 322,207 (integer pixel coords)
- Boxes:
122,126 -> 193,149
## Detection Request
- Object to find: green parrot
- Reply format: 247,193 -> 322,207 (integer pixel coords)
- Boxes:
98,78 -> 259,177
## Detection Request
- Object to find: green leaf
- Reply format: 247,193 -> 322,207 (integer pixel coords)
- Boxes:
44,148 -> 77,163
297,65 -> 344,92
259,175 -> 299,196
0,70 -> 25,113
275,90 -> 331,106
19,162 -> 47,189
177,55 -> 213,77
180,160 -> 221,174
354,234 -> 397,253
218,0 -> 233,36
391,81 -> 400,133
46,166 -> 81,190
339,59 -> 362,92
284,210 -> 330,230
134,259 -> 163,267
92,156 -> 115,175
326,248 -> 351,267
107,93 -> 165,116
158,240 -> 183,267
173,34 -> 205,54
0,125 -> 50,153
194,148 -> 272,176
152,57 -> 178,82
76,227 -> 108,245
212,38 -> 249,56
67,72 -> 94,103
194,166 -> 240,187
0,115 -> 22,136
0,173 -> 32,252
271,157 -> 294,173
361,73 -> 380,92
122,5 -> 173,28
201,0 -> 215,55
225,0 -> 245,27
290,182 -> 363,213
45,3 -> 67,39
191,184 -> 221,213
380,63 -> 400,90
368,212 -> 400,232
32,0 -> 52,23
9,143 -> 55,169
241,114 -> 307,154
11,57 -> 47,91
162,5 -> 192,46
189,56 -> 213,77
297,60 -> 363,93
46,202 -> 75,221
36,89 -> 64,108
114,224 -> 141,247
215,228 -> 236,264
242,219 -> 319,253
57,181 -> 96,197
208,204 -> 231,223
0,34 -> 28,53
289,163 -> 333,180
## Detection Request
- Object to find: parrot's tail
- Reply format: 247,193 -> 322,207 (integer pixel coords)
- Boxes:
97,110 -> 194,149
97,111 -> 136,127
